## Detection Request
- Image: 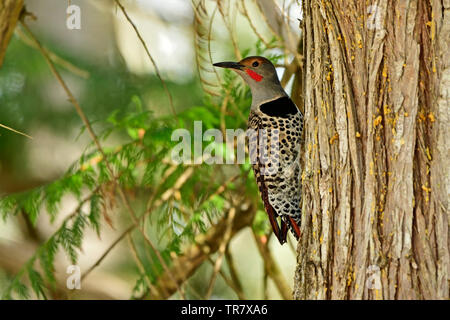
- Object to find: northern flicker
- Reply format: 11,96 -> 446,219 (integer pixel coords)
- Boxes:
214,56 -> 303,244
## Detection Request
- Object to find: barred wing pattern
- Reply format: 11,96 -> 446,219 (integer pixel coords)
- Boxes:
248,97 -> 303,244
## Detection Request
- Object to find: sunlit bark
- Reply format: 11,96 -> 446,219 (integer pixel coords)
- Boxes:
294,0 -> 449,300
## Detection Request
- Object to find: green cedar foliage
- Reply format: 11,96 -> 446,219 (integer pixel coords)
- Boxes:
0,41 -> 283,299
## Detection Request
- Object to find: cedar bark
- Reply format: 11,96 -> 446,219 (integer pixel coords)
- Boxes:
0,0 -> 23,67
294,0 -> 449,299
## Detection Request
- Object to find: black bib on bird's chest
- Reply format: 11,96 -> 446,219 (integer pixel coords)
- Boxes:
259,97 -> 298,118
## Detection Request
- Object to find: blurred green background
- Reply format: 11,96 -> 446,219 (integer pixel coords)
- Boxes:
0,0 -> 301,300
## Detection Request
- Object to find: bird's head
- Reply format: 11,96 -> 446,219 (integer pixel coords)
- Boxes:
213,56 -> 285,107
213,56 -> 279,84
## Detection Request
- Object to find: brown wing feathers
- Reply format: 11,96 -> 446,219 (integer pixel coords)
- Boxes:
254,169 -> 287,244
248,107 -> 301,244
249,110 -> 288,244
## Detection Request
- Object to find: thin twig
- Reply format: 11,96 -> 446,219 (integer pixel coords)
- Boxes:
151,201 -> 255,299
205,207 -> 236,299
263,265 -> 269,299
241,0 -> 272,48
143,164 -> 178,216
252,229 -> 292,299
205,6 -> 246,122
270,0 -> 303,68
15,28 -> 90,79
20,21 -> 101,152
3,185 -> 102,298
146,167 -> 194,216
206,174 -> 240,201
193,1 -> 220,96
82,167 -> 221,296
219,95 -> 229,137
114,0 -> 178,124
217,0 -> 241,60
224,245 -> 244,295
20,18 -> 185,299
0,123 -> 33,139
127,233 -> 161,298
206,256 -> 246,299
81,225 -> 134,281
253,0 -> 283,44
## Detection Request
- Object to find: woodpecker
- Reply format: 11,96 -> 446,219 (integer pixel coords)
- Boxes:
214,56 -> 303,244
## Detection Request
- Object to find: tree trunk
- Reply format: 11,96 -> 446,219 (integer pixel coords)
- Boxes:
294,0 -> 449,300
0,0 -> 23,67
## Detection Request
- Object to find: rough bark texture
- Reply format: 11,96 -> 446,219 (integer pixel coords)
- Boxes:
294,0 -> 449,299
0,0 -> 23,67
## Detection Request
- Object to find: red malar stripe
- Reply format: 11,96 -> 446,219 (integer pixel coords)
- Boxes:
245,69 -> 263,82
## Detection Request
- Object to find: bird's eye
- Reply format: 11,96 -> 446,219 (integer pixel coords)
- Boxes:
252,61 -> 259,67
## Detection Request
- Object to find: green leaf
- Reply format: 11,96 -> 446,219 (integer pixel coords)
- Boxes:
252,210 -> 271,235
39,248 -> 56,286
0,195 -> 18,221
203,195 -> 225,211
131,95 -> 143,112
72,214 -> 87,249
59,223 -> 78,264
88,195 -> 102,236
181,106 -> 219,129
28,268 -> 47,300
22,189 -> 43,226
11,279 -> 30,300
127,127 -> 139,140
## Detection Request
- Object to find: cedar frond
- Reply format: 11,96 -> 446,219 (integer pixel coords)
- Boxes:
192,0 -> 221,96
240,0 -> 273,49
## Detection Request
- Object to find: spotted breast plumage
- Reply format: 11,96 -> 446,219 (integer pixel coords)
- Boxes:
214,56 -> 303,244
248,97 -> 302,244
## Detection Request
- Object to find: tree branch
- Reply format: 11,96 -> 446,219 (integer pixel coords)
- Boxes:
150,202 -> 256,299
0,0 -> 23,67
252,230 -> 292,300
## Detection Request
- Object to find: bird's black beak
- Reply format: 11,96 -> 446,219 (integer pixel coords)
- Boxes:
213,61 -> 244,70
